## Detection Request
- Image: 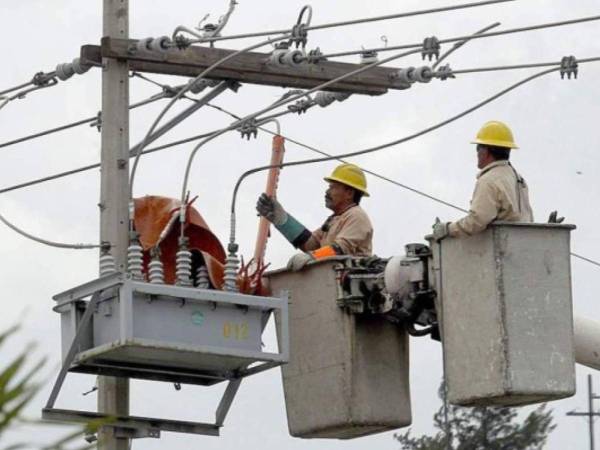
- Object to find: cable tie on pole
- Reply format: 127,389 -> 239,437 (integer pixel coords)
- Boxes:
422,36 -> 441,61
560,55 -> 578,79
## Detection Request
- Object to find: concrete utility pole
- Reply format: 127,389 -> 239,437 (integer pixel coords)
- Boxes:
567,375 -> 600,450
98,1 -> 130,449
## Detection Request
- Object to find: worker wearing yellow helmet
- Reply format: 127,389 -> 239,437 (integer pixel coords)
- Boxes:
256,163 -> 373,271
433,121 -> 534,240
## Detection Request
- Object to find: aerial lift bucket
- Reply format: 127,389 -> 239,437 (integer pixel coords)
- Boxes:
428,222 -> 576,406
265,257 -> 412,439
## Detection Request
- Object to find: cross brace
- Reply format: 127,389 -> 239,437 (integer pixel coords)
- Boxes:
80,37 -> 413,96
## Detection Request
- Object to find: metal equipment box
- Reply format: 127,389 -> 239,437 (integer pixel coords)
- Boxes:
429,222 -> 576,406
266,258 -> 411,439
53,273 -> 289,386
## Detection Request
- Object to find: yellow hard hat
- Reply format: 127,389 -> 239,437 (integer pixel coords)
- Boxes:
324,163 -> 369,197
471,120 -> 518,149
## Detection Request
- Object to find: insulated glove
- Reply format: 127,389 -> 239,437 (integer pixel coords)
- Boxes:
547,210 -> 565,224
287,252 -> 314,271
256,193 -> 287,225
432,217 -> 450,241
256,193 -> 310,247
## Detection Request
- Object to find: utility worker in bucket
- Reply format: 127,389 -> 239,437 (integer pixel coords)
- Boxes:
256,163 -> 373,271
433,120 -> 534,240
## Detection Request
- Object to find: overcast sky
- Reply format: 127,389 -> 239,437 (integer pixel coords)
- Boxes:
1,0 -> 599,449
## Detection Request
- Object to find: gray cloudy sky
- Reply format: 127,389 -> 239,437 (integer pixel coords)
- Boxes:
1,0 -> 599,449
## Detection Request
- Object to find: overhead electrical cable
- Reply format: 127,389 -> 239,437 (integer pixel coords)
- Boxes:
179,48 -> 423,203
228,63 -> 600,272
321,15 -> 600,59
129,33 -> 293,200
0,93 -> 167,151
432,22 -> 501,69
0,211 -> 100,249
184,0 -> 516,44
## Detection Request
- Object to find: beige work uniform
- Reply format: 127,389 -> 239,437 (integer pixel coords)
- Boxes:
305,205 -> 373,256
448,161 -> 533,237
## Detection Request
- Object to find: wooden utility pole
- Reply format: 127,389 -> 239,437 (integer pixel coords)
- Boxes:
567,375 -> 600,450
98,1 -> 130,449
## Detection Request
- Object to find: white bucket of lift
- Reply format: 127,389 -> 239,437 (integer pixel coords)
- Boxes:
266,257 -> 411,439
429,222 -> 576,406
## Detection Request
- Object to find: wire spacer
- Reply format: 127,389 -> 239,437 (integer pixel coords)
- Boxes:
422,36 -> 440,61
560,55 -> 578,79
238,119 -> 258,140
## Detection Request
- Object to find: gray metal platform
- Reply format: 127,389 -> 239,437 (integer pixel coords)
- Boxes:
44,272 -> 289,436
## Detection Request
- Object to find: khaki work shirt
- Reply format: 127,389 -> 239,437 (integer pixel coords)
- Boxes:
448,161 -> 534,237
305,205 -> 373,256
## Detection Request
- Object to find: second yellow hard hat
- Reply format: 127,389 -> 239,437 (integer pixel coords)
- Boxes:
471,120 -> 518,149
324,163 -> 369,197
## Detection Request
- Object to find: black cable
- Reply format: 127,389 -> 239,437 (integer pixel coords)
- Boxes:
0,94 -> 166,150
322,15 -> 600,59
0,130 -> 215,195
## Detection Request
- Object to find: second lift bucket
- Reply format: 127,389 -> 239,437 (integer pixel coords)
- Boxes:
429,222 -> 576,407
265,257 -> 412,439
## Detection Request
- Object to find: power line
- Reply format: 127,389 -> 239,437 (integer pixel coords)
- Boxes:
321,15 -> 600,58
0,130 -> 216,195
0,210 -> 99,249
129,33 -> 292,200
186,0 -> 516,44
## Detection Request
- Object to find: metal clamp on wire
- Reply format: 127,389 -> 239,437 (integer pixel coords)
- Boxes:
560,55 -> 578,79
359,50 -> 379,65
288,98 -> 314,114
306,47 -> 326,64
31,71 -> 57,87
238,119 -> 258,140
289,5 -> 312,49
422,36 -> 440,61
434,64 -> 455,81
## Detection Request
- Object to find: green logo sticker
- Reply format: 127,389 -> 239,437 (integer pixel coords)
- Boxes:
191,311 -> 205,326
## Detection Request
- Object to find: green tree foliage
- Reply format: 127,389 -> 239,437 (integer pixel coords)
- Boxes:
0,325 -> 98,450
395,383 -> 556,450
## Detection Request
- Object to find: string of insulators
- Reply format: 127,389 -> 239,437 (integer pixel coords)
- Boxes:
195,265 -> 210,289
148,248 -> 165,284
223,243 -> 240,292
127,234 -> 145,281
175,236 -> 193,287
99,244 -> 116,277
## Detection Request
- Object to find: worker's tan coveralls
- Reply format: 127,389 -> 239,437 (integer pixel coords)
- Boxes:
448,160 -> 533,237
305,205 -> 373,256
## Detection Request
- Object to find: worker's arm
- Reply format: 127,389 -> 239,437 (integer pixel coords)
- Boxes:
256,194 -> 312,247
448,179 -> 499,237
